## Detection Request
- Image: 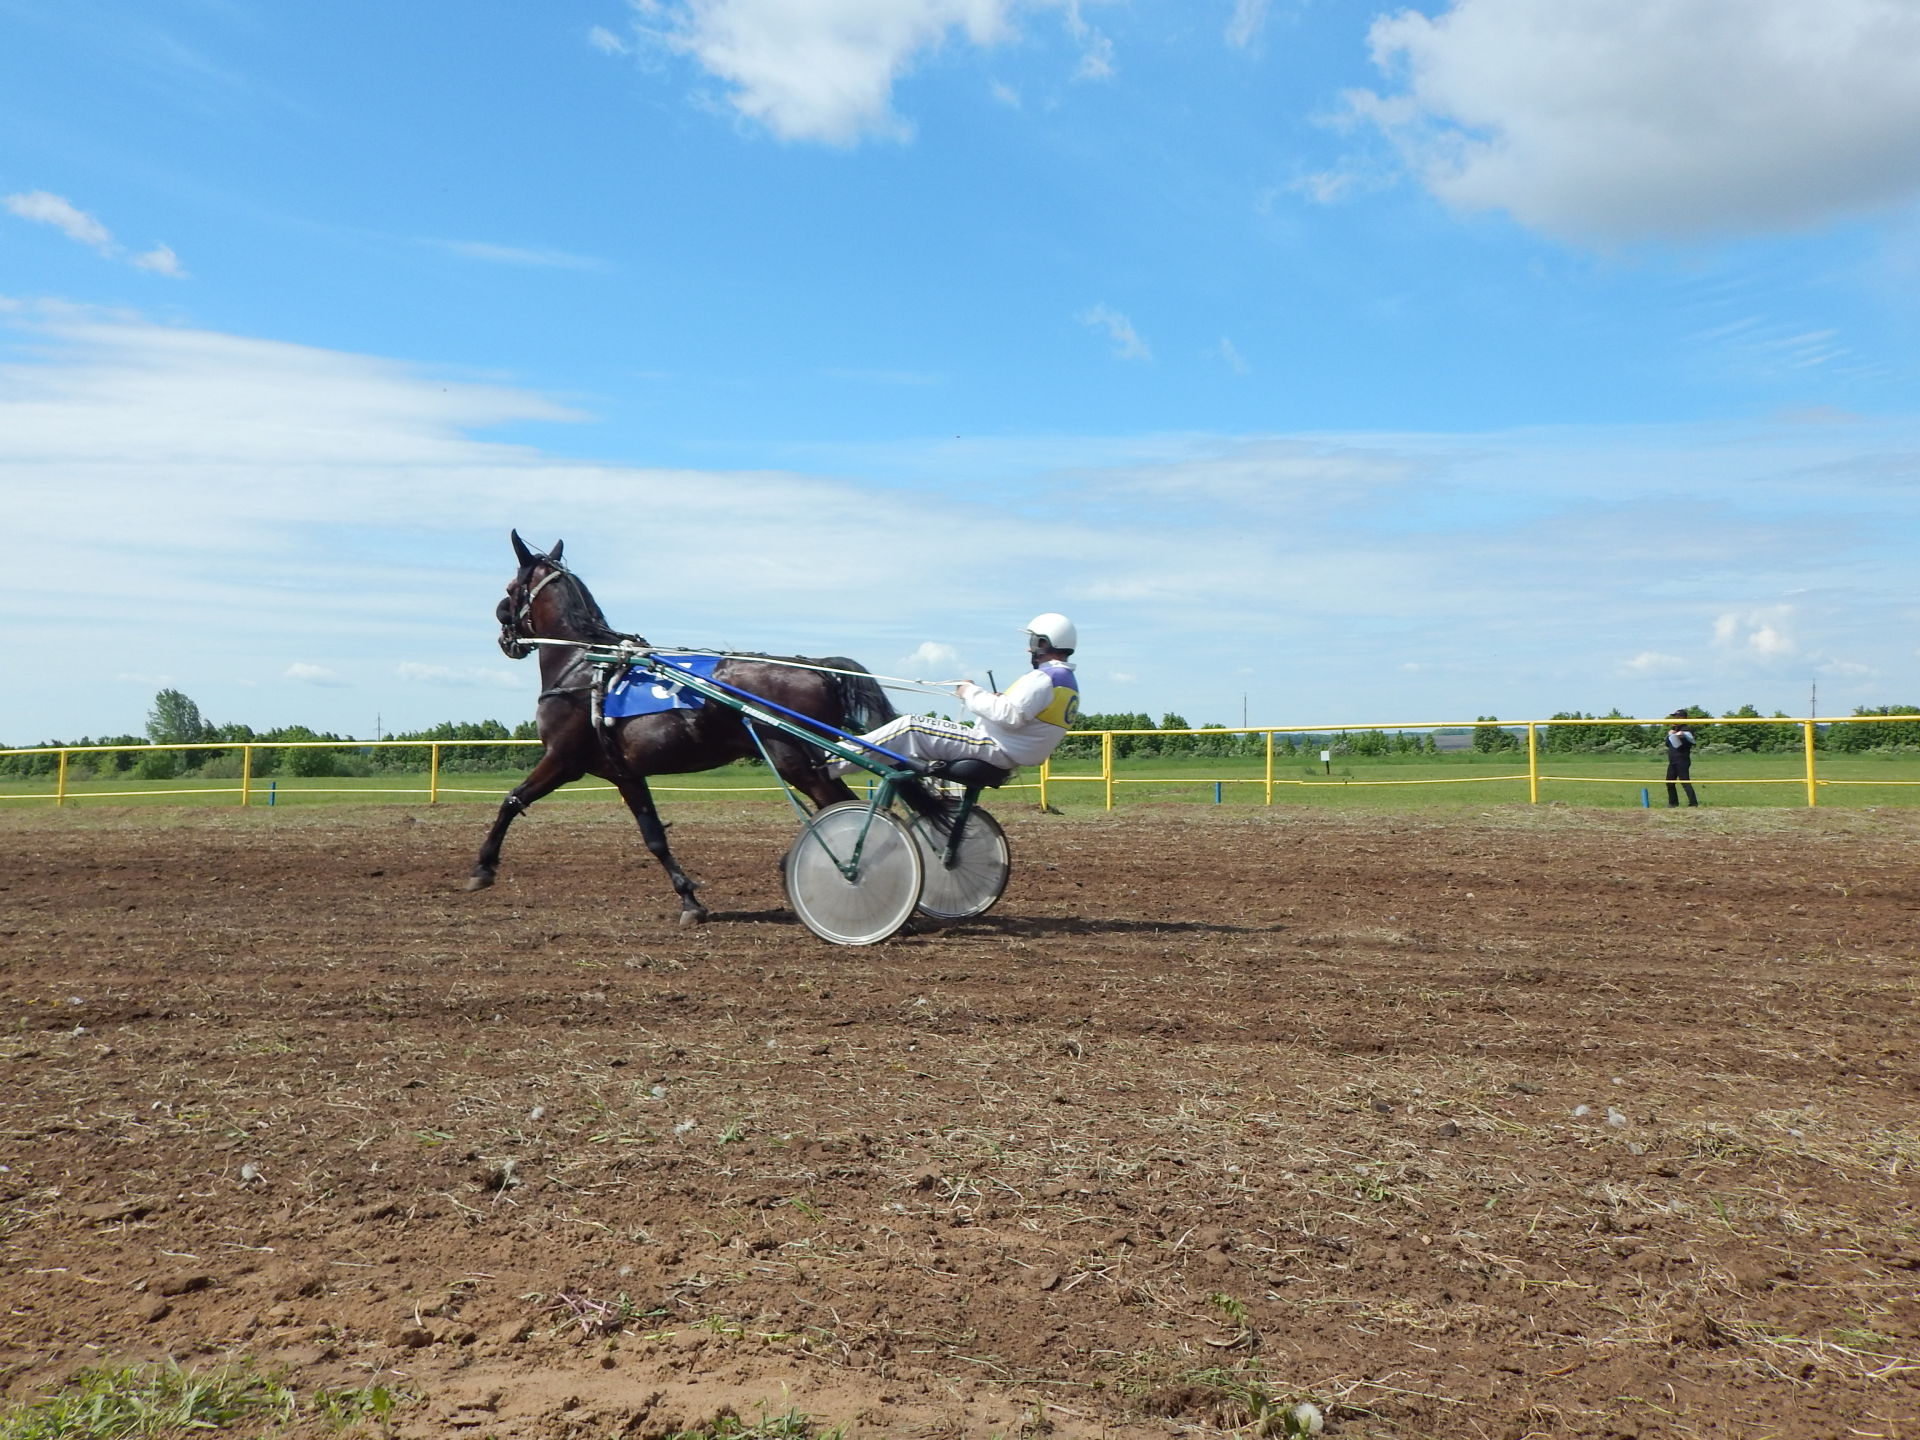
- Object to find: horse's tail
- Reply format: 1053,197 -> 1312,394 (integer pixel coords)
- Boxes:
818,657 -> 897,733
813,658 -> 953,824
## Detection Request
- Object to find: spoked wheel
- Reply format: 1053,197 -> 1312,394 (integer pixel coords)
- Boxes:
784,801 -> 925,945
908,806 -> 1011,921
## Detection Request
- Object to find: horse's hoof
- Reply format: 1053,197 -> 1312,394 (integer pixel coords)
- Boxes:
678,907 -> 709,927
464,874 -> 495,892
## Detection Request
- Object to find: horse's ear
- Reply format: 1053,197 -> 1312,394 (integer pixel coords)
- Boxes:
511,530 -> 535,567
550,539 -> 564,564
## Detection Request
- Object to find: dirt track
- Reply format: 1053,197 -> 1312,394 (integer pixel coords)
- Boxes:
3,802 -> 1918,1438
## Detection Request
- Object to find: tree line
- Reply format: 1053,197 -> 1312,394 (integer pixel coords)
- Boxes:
0,689 -> 542,780
5,691 -> 1919,781
1470,704 -> 1920,754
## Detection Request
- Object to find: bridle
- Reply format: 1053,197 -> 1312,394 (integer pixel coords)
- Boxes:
499,561 -> 570,660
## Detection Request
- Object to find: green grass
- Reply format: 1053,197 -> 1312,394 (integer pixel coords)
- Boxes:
3,750 -> 1917,812
659,1410 -> 844,1440
1041,747 -> 1920,811
0,1360 -> 405,1439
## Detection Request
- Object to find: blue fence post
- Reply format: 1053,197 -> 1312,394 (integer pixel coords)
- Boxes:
1213,781 -> 1222,804
269,780 -> 277,808
1640,787 -> 1649,808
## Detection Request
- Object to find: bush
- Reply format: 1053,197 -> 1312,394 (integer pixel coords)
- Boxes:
284,747 -> 341,778
136,749 -> 179,780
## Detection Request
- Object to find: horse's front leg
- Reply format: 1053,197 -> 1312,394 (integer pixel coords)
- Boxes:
614,777 -> 709,925
465,749 -> 580,891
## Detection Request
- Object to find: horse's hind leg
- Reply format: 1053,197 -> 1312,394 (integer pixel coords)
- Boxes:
615,777 -> 709,925
466,751 -> 579,891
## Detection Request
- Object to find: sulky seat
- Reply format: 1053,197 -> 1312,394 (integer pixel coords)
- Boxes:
929,757 -> 1012,790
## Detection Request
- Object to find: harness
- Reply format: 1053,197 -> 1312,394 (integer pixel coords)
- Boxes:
501,561 -> 654,777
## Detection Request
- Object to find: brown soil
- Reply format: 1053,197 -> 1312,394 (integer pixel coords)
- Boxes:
2,802 -> 1918,1439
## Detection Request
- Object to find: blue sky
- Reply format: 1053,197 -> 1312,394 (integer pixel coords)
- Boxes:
4,0 -> 1920,743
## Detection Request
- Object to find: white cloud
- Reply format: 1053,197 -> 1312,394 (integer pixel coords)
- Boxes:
1712,608 -> 1797,661
1079,302 -> 1150,361
6,191 -> 113,251
398,663 -> 527,691
609,0 -> 1116,144
631,0 -> 1017,144
1216,337 -> 1250,375
901,641 -> 966,682
1350,0 -> 1920,243
5,191 -> 189,275
132,244 -> 186,278
285,663 -> 347,686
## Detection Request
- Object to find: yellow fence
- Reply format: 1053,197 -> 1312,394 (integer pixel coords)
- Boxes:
1,715 -> 1915,810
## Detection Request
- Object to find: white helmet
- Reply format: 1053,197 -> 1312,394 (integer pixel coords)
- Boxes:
1024,612 -> 1077,653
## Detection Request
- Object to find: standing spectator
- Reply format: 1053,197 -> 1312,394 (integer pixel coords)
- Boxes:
1665,710 -> 1699,808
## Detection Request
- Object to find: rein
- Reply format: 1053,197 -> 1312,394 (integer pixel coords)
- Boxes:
503,561 -> 960,698
511,637 -> 962,697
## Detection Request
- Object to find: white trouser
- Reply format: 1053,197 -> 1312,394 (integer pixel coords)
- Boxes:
831,715 -> 1015,775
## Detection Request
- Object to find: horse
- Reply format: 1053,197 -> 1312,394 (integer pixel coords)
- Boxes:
468,531 -> 903,923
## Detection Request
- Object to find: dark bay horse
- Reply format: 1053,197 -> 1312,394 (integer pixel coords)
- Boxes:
467,532 -> 899,922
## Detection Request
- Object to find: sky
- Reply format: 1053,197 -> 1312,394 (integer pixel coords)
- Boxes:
4,0 -> 1920,744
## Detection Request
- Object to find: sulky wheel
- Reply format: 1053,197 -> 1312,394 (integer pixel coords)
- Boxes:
784,801 -> 925,945
908,806 -> 1011,921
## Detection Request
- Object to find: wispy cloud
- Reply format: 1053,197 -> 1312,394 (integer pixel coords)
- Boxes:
285,663 -> 347,687
1079,302 -> 1151,361
4,303 -> 1918,739
587,24 -> 628,55
1621,651 -> 1686,676
427,239 -> 606,270
5,191 -> 187,276
821,366 -> 943,388
132,244 -> 186,277
1225,0 -> 1271,51
1216,337 -> 1250,375
6,191 -> 112,251
397,662 -> 525,691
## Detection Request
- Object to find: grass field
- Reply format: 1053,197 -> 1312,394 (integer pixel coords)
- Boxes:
5,747 -> 1919,811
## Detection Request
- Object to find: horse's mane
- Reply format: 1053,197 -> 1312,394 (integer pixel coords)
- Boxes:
538,562 -> 633,646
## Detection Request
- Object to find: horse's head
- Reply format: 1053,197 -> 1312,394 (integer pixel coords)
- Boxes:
497,530 -> 567,659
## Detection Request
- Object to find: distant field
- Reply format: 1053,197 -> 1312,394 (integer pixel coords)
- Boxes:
5,748 -> 1918,810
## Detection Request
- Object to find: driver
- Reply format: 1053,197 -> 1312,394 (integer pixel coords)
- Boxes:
834,614 -> 1081,776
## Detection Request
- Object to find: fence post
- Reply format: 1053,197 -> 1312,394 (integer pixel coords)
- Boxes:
56,749 -> 69,807
1264,729 -> 1274,806
240,745 -> 252,807
1803,720 -> 1818,808
1527,723 -> 1539,804
430,744 -> 442,805
1038,758 -> 1050,812
1102,731 -> 1114,812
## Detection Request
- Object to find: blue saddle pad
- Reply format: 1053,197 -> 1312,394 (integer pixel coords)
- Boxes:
603,655 -> 724,719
